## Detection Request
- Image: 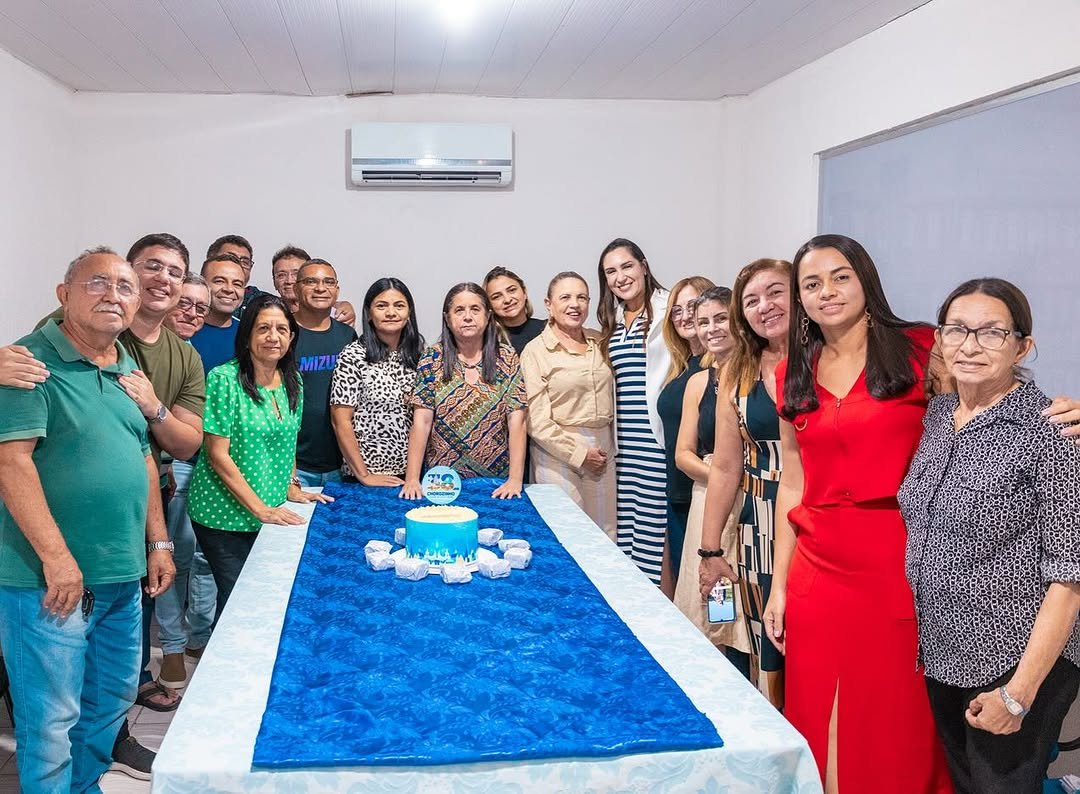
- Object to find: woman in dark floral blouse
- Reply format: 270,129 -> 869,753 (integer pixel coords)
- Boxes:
899,277 -> 1080,794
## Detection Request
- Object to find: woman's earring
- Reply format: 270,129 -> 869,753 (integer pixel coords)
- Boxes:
800,315 -> 809,345
865,309 -> 874,329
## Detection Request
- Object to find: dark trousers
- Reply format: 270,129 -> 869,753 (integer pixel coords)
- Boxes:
925,656 -> 1080,794
190,522 -> 259,624
666,501 -> 691,580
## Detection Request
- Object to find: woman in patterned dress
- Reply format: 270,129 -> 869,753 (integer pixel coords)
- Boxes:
596,238 -> 670,585
330,277 -> 425,486
400,282 -> 527,500
698,259 -> 790,709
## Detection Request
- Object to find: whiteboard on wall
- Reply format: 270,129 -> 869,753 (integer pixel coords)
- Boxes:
818,77 -> 1080,396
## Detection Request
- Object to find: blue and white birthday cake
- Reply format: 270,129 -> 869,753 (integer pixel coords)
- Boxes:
404,505 -> 479,566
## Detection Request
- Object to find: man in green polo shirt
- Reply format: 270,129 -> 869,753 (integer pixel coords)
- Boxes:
0,247 -> 175,794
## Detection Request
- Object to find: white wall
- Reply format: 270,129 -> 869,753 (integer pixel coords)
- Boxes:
720,0 -> 1080,277
66,92 -> 724,338
5,0 -> 1080,338
0,49 -> 75,342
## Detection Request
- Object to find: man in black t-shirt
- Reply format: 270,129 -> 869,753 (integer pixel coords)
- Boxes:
293,259 -> 357,486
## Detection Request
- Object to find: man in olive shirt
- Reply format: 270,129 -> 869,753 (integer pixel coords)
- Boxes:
0,248 -> 175,793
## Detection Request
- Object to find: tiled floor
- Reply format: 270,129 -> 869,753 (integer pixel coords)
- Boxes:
0,641 -> 189,794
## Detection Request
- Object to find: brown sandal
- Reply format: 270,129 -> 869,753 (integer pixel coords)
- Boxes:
136,680 -> 181,712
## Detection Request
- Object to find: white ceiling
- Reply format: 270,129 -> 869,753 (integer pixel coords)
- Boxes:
0,0 -> 931,100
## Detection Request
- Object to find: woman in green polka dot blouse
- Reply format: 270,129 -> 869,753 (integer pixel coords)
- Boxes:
188,294 -> 331,617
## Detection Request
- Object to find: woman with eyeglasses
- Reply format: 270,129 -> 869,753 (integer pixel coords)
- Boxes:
898,278 -> 1080,793
400,282 -> 527,500
331,278 -> 425,487
656,275 -> 714,594
187,293 -> 331,618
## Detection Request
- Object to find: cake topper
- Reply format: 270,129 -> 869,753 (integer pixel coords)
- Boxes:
421,466 -> 462,505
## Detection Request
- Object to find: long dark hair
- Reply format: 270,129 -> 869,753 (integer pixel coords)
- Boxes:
781,234 -> 924,420
361,277 -> 424,370
483,266 -> 534,322
234,293 -> 301,412
440,283 -> 501,384
595,238 -> 665,360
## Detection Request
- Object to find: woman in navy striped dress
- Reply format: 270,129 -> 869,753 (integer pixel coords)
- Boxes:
597,238 -> 671,584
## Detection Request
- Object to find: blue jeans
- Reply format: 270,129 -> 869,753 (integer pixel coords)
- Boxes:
295,468 -> 342,488
0,581 -> 141,794
156,461 -> 217,656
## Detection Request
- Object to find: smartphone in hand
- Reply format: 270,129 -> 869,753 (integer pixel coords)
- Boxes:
707,578 -> 736,624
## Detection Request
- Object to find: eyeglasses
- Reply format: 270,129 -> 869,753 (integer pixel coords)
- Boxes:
938,323 -> 1025,350
669,302 -> 696,321
77,276 -> 139,300
236,257 -> 254,269
299,277 -> 339,288
135,259 -> 186,283
176,297 -> 210,317
273,270 -> 300,283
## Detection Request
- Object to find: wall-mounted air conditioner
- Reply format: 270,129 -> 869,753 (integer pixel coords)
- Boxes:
349,123 -> 513,188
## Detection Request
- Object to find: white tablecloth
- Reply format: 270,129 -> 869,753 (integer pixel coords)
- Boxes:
152,485 -> 821,793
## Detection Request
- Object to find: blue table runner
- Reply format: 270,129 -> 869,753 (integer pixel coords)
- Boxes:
253,479 -> 723,768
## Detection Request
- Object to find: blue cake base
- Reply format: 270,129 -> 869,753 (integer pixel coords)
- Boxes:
404,508 -> 479,567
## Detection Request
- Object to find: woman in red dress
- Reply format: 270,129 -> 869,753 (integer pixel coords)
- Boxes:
767,234 -> 953,793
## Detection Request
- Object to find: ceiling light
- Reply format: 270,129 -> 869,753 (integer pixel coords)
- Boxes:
438,0 -> 477,29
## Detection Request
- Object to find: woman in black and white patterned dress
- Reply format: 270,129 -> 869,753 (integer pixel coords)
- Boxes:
899,278 -> 1080,794
596,238 -> 670,585
330,278 -> 425,485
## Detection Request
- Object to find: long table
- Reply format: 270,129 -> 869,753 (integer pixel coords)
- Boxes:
152,485 -> 821,793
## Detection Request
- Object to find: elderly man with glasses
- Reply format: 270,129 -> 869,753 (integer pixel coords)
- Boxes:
0,247 -> 176,794
1,233 -> 206,777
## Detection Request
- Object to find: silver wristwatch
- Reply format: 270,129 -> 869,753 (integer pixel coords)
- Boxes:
148,403 -> 167,424
998,685 -> 1029,717
147,541 -> 175,554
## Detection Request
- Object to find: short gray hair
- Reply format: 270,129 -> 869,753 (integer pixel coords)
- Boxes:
64,245 -> 121,284
182,272 -> 208,287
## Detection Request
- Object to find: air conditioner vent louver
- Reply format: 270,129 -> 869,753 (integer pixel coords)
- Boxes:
349,123 -> 513,189
360,170 -> 504,184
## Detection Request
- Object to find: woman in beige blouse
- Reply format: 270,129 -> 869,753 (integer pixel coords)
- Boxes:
520,272 -> 616,539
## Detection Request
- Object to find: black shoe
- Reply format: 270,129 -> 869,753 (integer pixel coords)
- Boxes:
110,734 -> 155,781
